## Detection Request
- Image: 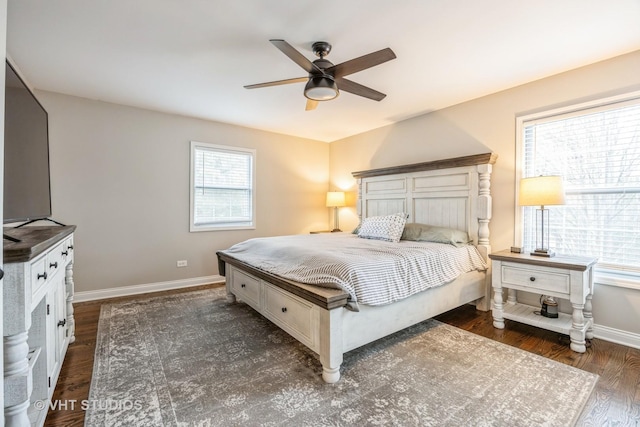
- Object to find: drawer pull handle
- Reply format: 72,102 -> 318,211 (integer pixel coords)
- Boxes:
38,272 -> 48,280
529,276 -> 536,282
241,283 -> 246,288
57,319 -> 66,327
62,250 -> 69,256
68,245 -> 74,250
281,307 -> 287,313
50,262 -> 58,269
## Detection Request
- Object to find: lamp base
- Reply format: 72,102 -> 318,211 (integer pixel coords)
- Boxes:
530,248 -> 555,257
330,228 -> 342,233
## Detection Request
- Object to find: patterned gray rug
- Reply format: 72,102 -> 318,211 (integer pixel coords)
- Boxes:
86,287 -> 598,426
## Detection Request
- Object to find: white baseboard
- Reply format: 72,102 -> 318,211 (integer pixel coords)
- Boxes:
594,323 -> 640,350
74,275 -> 225,302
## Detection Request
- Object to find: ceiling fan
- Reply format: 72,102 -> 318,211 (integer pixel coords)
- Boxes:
244,39 -> 396,111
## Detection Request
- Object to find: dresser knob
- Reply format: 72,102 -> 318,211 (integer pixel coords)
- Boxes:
38,272 -> 48,280
241,283 -> 246,288
529,277 -> 536,282
281,307 -> 287,313
61,250 -> 69,256
50,262 -> 58,269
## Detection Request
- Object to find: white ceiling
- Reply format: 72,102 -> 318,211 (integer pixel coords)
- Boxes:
6,0 -> 640,142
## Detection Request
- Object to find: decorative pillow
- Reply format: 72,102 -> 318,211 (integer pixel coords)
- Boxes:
357,213 -> 408,243
401,223 -> 472,247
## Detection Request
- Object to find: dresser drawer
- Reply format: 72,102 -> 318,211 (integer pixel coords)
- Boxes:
61,236 -> 74,263
47,242 -> 65,279
230,268 -> 261,309
263,283 -> 314,346
30,254 -> 49,300
501,263 -> 570,295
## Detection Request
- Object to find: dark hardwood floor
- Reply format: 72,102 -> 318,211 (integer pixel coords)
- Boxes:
436,306 -> 640,426
46,285 -> 640,426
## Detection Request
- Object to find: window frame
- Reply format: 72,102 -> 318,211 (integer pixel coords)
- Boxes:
515,90 -> 640,288
189,140 -> 256,232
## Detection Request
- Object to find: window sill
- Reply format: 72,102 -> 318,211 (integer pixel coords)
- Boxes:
190,224 -> 255,232
594,270 -> 640,291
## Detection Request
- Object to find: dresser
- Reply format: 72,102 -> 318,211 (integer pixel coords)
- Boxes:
489,249 -> 597,353
3,226 -> 76,426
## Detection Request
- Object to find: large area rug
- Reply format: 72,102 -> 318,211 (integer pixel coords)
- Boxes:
86,287 -> 598,426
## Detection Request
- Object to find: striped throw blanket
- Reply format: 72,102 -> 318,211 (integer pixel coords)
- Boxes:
221,233 -> 487,310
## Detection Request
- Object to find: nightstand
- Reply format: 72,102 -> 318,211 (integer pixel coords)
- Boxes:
488,250 -> 597,353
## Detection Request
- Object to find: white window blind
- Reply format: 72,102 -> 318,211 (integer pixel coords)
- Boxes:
519,96 -> 640,274
190,141 -> 255,231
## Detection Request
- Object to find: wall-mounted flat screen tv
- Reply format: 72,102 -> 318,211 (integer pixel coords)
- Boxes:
3,60 -> 52,224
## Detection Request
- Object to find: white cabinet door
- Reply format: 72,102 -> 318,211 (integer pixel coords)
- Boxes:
45,273 -> 67,397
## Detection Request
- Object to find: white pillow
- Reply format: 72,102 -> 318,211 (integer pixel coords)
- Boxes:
357,213 -> 408,243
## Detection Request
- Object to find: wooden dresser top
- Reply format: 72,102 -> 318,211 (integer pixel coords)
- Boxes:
3,225 -> 76,263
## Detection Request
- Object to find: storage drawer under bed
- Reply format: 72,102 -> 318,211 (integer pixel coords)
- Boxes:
230,268 -> 261,310
263,282 -> 316,350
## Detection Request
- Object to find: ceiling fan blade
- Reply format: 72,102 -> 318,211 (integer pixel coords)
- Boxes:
305,99 -> 318,111
270,39 -> 323,74
328,48 -> 396,78
244,77 -> 308,89
336,77 -> 386,101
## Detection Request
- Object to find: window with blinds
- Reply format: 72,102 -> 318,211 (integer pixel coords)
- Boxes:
517,94 -> 640,275
190,141 -> 255,231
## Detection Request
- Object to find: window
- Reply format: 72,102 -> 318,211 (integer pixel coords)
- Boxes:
190,141 -> 256,231
516,92 -> 640,278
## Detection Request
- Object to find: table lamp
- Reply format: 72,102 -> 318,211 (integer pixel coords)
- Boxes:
326,191 -> 345,232
519,176 -> 565,257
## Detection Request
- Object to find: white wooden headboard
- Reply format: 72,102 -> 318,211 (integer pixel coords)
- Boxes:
352,153 -> 497,261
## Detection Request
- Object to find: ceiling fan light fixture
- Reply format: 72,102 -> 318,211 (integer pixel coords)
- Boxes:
304,76 -> 339,101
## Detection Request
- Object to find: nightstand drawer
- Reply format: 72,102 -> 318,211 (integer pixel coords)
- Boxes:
501,264 -> 570,295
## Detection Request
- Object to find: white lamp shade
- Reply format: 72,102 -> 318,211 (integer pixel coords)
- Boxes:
519,176 -> 566,206
326,191 -> 346,207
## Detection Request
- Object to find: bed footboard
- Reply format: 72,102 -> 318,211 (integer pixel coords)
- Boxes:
220,254 -> 487,383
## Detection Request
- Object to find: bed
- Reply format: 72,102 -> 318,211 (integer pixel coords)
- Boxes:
217,153 -> 497,383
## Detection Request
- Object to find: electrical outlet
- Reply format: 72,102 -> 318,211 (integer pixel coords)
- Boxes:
177,260 -> 188,267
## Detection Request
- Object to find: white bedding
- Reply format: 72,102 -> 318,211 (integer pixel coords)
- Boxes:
221,233 -> 487,310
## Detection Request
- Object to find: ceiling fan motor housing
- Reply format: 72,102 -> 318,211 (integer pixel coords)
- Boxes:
311,58 -> 334,73
307,54 -> 338,101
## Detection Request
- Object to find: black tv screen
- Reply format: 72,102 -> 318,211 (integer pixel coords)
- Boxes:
4,60 -> 52,224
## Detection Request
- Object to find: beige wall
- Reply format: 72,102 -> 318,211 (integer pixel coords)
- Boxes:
330,50 -> 640,342
36,92 -> 330,293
